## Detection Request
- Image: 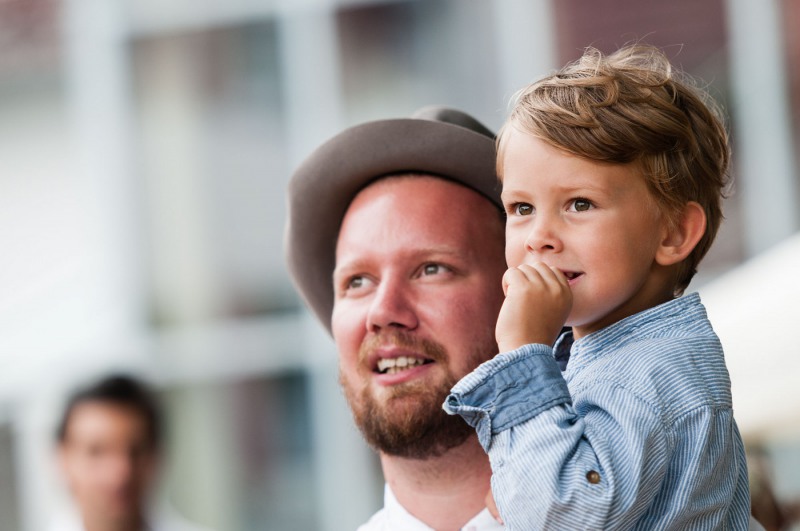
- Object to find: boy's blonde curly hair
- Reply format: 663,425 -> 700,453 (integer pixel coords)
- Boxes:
498,45 -> 730,294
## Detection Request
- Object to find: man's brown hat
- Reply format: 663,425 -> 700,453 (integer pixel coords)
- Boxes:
284,105 -> 501,333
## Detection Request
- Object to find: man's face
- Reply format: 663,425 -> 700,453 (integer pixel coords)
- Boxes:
332,176 -> 506,459
59,401 -> 158,527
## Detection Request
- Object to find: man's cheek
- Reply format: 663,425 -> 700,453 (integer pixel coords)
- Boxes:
339,361 -> 367,394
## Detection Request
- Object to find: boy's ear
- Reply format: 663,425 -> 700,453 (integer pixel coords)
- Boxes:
655,201 -> 706,266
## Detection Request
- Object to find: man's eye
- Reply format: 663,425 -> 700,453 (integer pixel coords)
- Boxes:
513,203 -> 533,216
570,198 -> 593,212
421,263 -> 446,276
347,276 -> 367,289
336,275 -> 374,297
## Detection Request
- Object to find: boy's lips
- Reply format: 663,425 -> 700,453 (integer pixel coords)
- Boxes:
560,269 -> 584,285
528,262 -> 583,283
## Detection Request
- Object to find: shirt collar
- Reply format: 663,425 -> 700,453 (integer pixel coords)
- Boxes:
568,292 -> 706,370
384,484 -> 504,530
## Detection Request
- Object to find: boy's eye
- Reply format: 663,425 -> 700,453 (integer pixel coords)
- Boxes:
570,198 -> 593,212
513,203 -> 533,216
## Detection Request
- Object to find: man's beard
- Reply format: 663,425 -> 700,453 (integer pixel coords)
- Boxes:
340,330 -> 490,460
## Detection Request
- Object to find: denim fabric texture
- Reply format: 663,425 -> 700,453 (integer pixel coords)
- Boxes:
444,293 -> 751,530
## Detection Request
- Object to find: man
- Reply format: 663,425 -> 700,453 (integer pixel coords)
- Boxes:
51,374 -> 209,531
286,106 -> 507,530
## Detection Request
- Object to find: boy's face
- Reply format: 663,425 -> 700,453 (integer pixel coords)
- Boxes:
501,129 -> 675,338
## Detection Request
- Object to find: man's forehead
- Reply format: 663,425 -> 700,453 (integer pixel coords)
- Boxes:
353,173 -> 446,199
65,402 -> 147,440
346,173 -> 493,218
342,175 -> 485,233
334,175 -> 501,270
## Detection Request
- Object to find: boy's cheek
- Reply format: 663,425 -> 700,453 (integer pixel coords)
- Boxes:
504,236 -> 526,267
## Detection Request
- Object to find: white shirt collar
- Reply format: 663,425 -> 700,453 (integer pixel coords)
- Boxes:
375,483 -> 504,530
47,504 -> 213,531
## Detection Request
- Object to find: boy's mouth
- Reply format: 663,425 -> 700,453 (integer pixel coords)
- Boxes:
562,270 -> 584,282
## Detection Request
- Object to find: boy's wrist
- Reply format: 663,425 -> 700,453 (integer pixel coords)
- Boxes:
497,325 -> 564,352
497,336 -> 551,353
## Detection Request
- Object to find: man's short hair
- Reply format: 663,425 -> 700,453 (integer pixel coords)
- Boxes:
56,374 -> 163,451
498,44 -> 730,294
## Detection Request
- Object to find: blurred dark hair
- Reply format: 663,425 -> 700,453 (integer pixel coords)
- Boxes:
56,374 -> 163,450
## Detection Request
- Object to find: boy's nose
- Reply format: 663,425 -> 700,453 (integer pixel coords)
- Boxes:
366,279 -> 419,333
524,218 -> 563,254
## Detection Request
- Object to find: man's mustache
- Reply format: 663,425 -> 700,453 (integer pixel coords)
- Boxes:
358,330 -> 448,365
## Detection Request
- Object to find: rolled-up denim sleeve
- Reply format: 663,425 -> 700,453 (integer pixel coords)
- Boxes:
443,344 -> 571,450
443,344 -> 670,530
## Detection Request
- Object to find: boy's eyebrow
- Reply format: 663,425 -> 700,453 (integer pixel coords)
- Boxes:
500,187 -> 531,201
502,180 -> 612,199
554,182 -> 609,194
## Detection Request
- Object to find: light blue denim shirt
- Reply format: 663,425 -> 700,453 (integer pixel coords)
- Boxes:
444,293 -> 751,530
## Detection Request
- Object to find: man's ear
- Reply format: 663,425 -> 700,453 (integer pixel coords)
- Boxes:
655,201 -> 706,266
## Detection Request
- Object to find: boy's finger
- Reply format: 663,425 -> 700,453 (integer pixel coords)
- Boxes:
501,269 -> 510,295
515,263 -> 547,284
502,267 -> 528,295
547,264 -> 571,287
529,262 -> 569,290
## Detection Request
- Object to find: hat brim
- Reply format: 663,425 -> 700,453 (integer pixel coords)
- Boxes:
285,117 -> 500,333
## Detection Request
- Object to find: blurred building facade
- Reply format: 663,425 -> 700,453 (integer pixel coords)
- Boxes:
0,0 -> 798,530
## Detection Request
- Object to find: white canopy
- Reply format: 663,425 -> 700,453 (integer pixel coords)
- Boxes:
698,232 -> 800,439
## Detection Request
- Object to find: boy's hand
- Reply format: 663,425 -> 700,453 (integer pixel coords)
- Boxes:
496,262 -> 572,353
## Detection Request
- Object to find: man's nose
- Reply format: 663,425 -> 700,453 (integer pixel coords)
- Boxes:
366,278 -> 418,332
524,214 -> 563,254
106,452 -> 136,485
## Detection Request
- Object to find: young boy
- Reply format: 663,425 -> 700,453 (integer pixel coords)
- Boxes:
444,45 -> 751,529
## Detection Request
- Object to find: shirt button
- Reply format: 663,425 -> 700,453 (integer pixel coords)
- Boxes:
586,470 -> 601,484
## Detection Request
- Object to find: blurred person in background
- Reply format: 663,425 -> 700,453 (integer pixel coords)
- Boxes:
748,445 -> 800,531
286,106 -> 507,530
50,374 -> 210,531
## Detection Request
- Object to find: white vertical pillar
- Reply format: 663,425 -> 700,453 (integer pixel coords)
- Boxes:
277,2 -> 345,166
136,37 -> 221,323
726,0 -> 798,255
62,0 -> 146,337
277,5 -> 380,529
492,0 -> 558,107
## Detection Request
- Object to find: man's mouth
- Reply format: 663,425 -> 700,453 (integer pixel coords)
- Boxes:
375,356 -> 433,375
